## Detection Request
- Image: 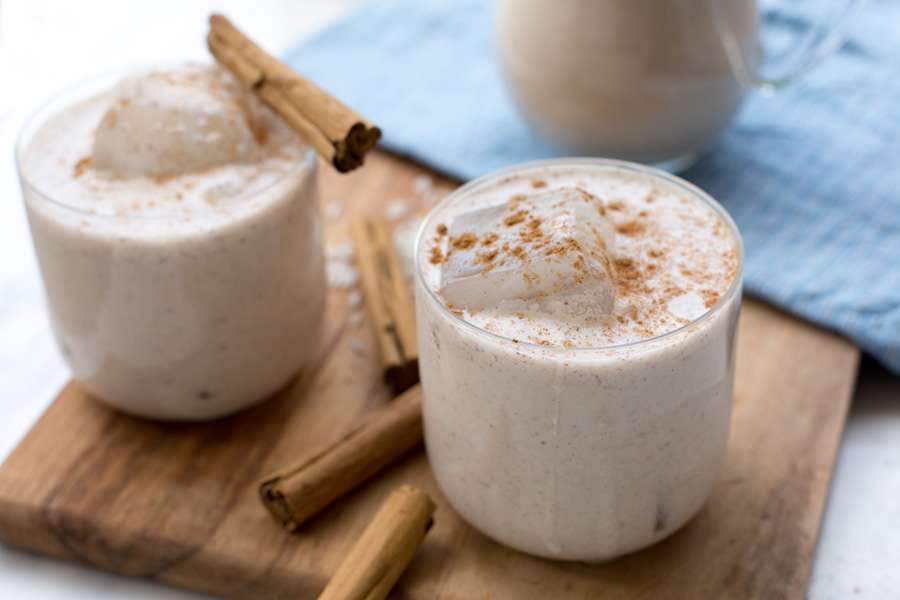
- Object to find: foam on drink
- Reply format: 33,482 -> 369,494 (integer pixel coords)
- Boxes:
422,167 -> 739,347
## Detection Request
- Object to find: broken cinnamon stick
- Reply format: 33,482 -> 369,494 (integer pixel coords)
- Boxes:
259,384 -> 423,532
351,216 -> 419,395
318,485 -> 435,600
207,14 -> 381,173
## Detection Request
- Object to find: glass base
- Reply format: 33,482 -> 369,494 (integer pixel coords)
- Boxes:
648,152 -> 700,173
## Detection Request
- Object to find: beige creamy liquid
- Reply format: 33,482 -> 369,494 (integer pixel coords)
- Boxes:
497,0 -> 759,164
20,67 -> 324,421
416,160 -> 741,561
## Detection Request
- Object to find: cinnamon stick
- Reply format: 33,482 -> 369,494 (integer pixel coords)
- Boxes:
259,384 -> 423,531
207,14 -> 381,172
351,217 -> 419,395
318,485 -> 435,600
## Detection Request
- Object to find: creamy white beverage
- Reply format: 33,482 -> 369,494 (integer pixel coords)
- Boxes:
18,65 -> 325,421
415,159 -> 741,561
496,0 -> 759,169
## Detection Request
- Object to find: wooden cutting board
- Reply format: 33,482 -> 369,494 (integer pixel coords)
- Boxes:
0,153 -> 860,599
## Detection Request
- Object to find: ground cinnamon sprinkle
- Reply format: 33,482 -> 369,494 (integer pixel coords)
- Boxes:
429,178 -> 738,347
615,257 -> 637,271
664,284 -> 685,297
616,220 -> 646,236
701,289 -> 721,308
451,232 -> 477,250
481,232 -> 499,246
436,223 -> 448,236
430,246 -> 446,264
504,210 -> 528,227
152,173 -> 175,185
518,220 -> 545,244
531,179 -> 547,189
476,249 -> 499,265
72,155 -> 92,178
614,257 -> 644,295
572,254 -> 587,273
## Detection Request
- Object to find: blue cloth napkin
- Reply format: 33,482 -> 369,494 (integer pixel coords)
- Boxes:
287,0 -> 900,373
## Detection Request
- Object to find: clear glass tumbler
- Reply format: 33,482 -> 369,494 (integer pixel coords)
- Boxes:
17,70 -> 325,421
415,158 -> 743,561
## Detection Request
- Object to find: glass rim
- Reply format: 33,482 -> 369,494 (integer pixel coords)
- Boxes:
414,157 -> 745,354
14,63 -> 317,220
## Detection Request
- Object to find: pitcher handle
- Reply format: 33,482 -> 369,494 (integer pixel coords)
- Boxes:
713,0 -> 865,94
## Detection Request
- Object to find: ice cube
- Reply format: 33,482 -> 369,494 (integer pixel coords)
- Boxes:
439,187 -> 617,314
92,65 -> 260,177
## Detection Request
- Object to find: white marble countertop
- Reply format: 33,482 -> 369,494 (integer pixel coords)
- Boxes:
0,1 -> 898,598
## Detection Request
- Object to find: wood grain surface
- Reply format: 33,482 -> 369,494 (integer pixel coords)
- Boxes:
0,153 -> 860,599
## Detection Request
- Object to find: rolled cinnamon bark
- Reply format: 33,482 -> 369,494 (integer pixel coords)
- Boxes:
318,485 -> 435,600
207,14 -> 381,172
259,384 -> 423,531
351,217 -> 419,395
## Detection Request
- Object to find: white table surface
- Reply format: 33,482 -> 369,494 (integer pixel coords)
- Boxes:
1,1 -> 898,598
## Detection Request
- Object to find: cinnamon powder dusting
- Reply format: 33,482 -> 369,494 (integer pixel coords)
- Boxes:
481,232 -> 499,246
701,289 -> 721,308
427,176 -> 738,347
476,249 -> 499,271
616,220 -> 646,236
72,155 -> 93,178
430,246 -> 446,265
503,210 -> 528,227
451,232 -> 477,250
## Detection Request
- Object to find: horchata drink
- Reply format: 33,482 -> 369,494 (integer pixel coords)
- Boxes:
17,65 -> 324,421
415,159 -> 742,561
